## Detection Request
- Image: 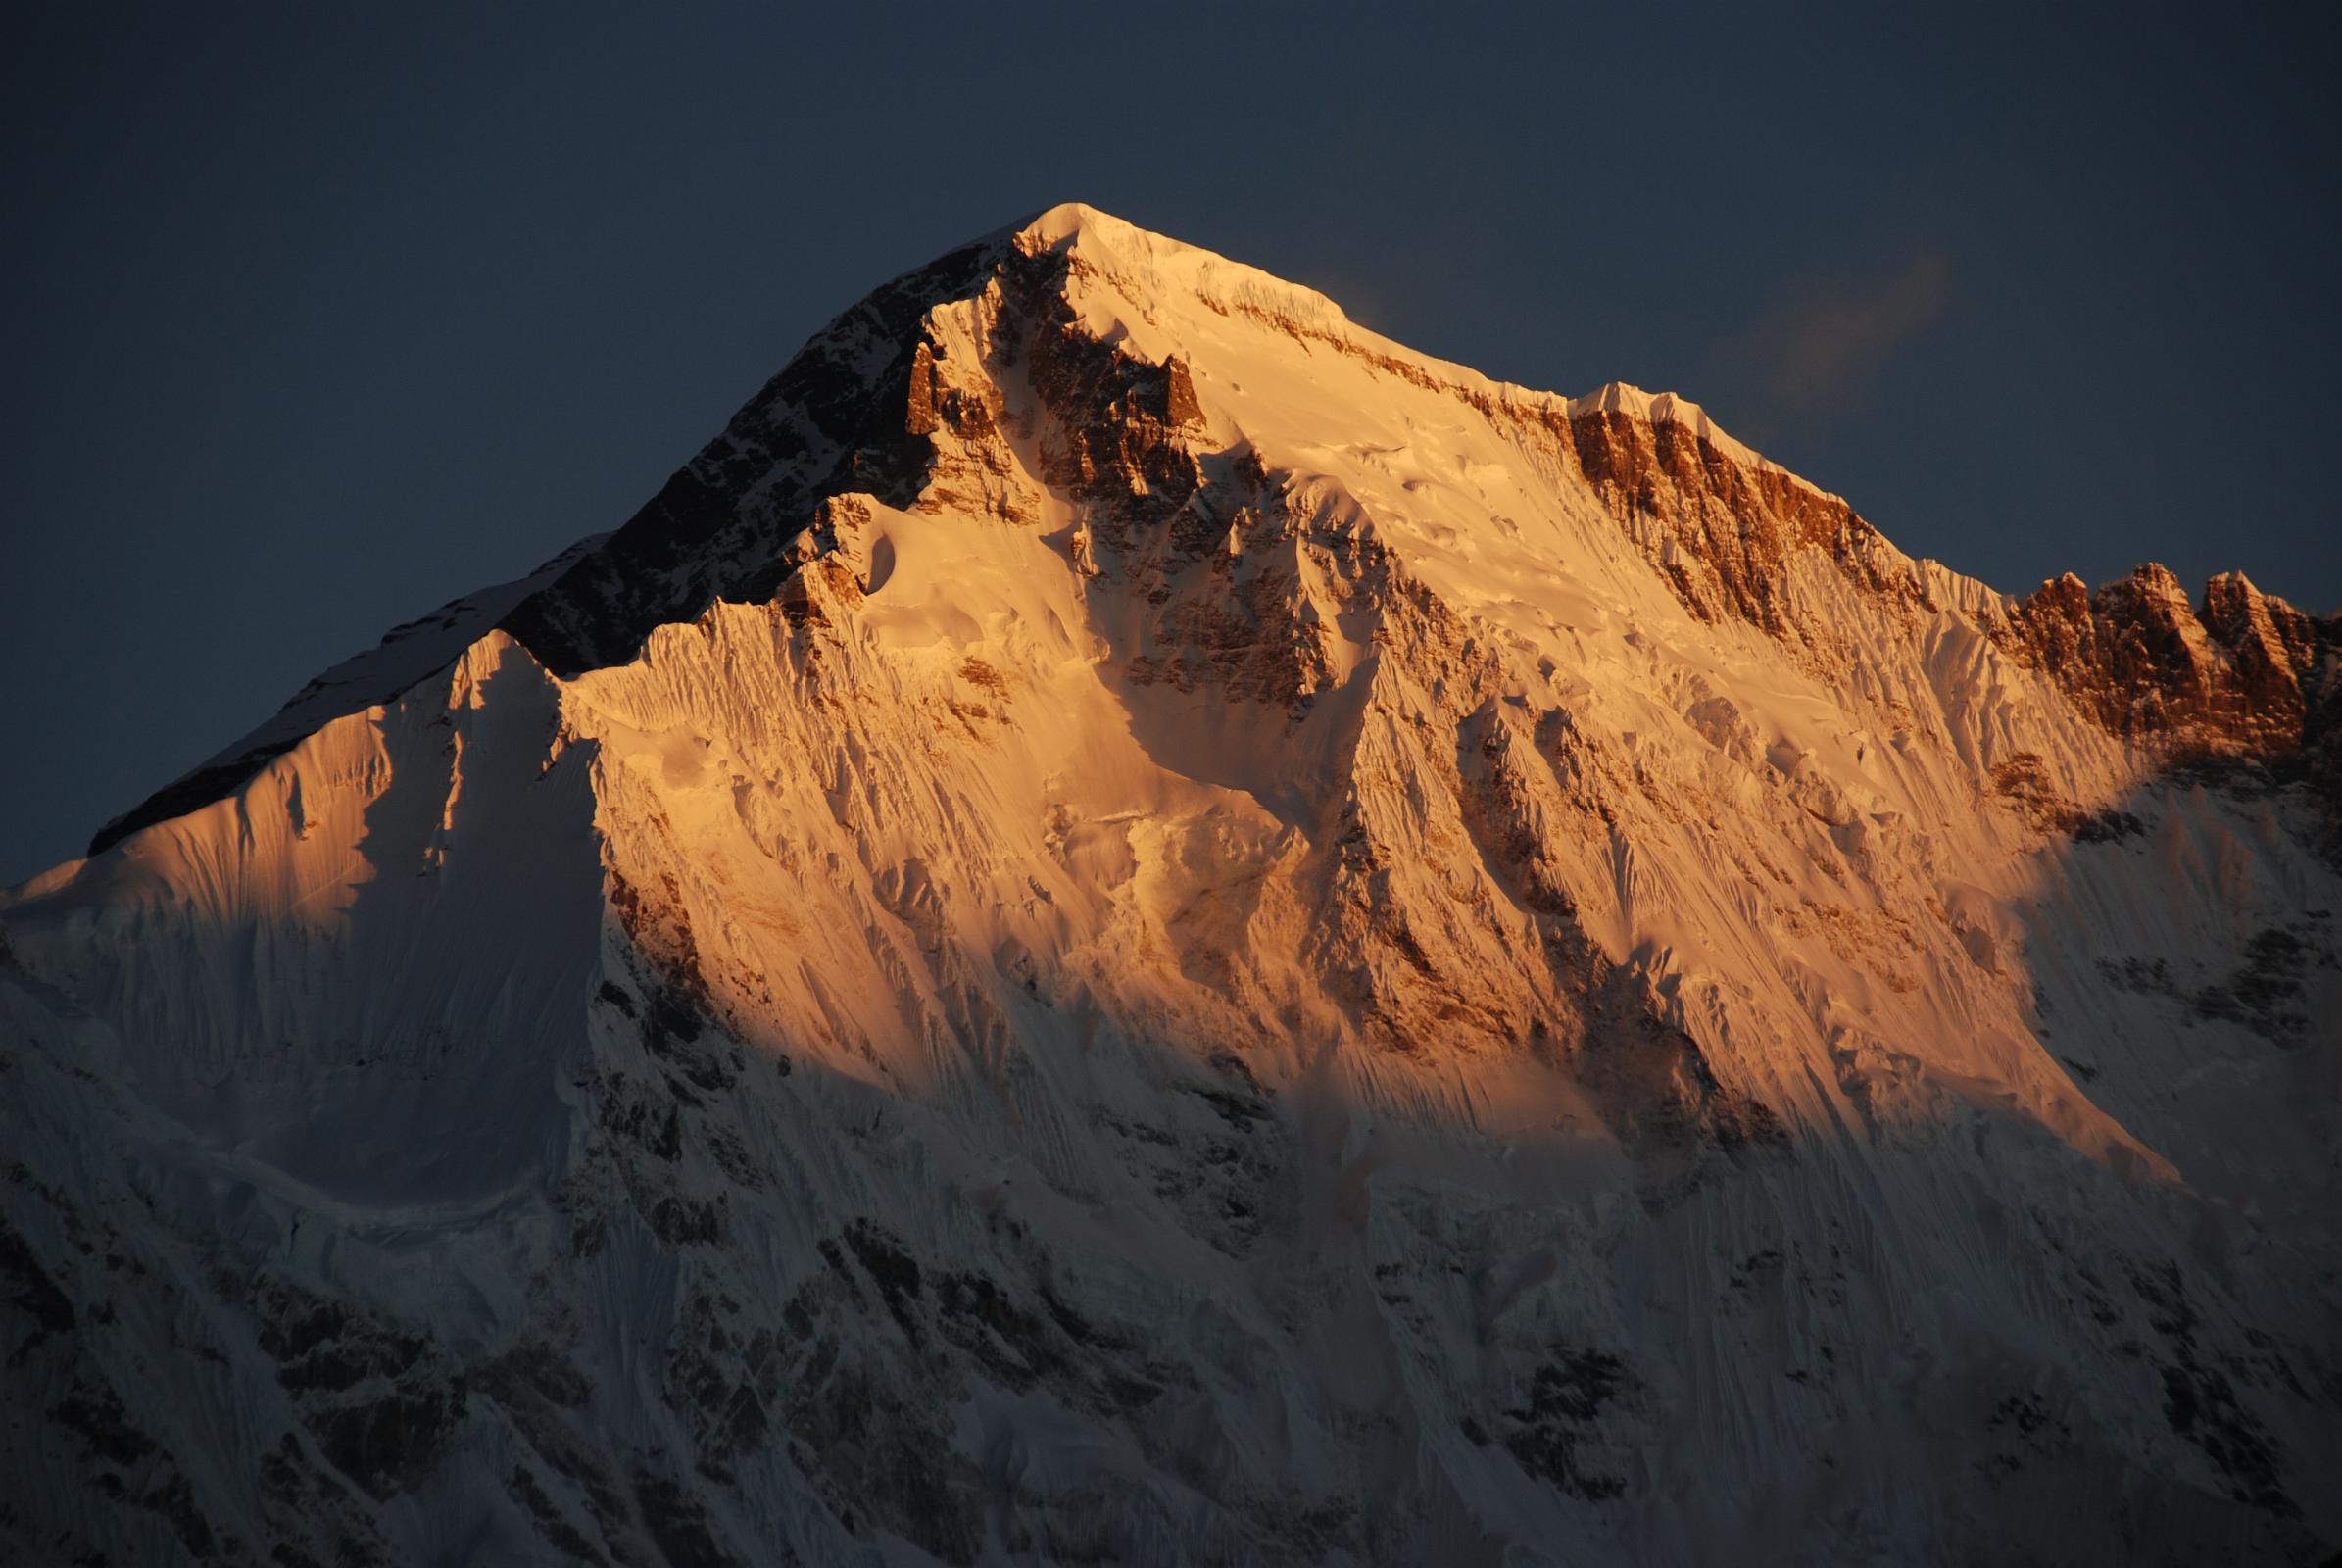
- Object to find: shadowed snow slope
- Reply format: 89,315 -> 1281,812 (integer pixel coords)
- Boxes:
6,204 -> 2339,1566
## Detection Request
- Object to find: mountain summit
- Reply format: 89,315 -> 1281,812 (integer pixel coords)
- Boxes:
7,204 -> 2338,1565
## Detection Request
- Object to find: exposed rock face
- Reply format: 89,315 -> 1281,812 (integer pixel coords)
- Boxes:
8,205 -> 2339,1566
2010,564 -> 2339,760
1561,401 -> 2342,802
495,235 -> 1008,675
1563,403 -> 1925,641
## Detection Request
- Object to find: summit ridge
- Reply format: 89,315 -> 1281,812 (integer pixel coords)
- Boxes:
85,205 -> 2332,859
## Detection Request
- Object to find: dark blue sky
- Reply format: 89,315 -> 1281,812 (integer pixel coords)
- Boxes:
4,4 -> 2337,884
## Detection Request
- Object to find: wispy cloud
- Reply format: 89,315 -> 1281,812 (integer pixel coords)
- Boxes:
1731,252 -> 1953,424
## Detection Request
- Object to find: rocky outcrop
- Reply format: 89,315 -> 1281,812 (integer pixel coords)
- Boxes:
2008,565 -> 2341,821
1563,405 -> 1925,642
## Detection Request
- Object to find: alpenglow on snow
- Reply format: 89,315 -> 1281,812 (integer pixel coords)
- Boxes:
4,205 -> 2338,1567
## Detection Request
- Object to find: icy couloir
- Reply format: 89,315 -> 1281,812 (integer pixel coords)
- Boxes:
5,204 -> 2339,1566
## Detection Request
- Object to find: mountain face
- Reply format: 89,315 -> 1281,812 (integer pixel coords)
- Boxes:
5,204 -> 2338,1566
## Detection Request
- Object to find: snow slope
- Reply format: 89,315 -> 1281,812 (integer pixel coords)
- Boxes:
4,204 -> 2338,1566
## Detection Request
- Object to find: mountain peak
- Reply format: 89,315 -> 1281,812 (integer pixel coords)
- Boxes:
10,206 -> 2341,1563
79,209 -> 2334,861
1015,199 -> 1161,251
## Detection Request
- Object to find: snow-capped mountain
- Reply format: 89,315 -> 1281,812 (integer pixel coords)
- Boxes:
4,203 -> 2336,1566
